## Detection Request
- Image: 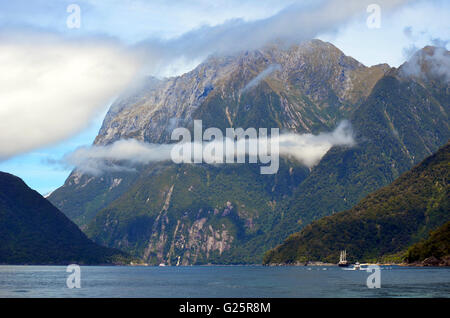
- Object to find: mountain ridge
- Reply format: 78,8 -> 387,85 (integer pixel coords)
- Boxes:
49,39 -> 390,228
48,41 -> 449,265
0,171 -> 127,265
263,142 -> 450,265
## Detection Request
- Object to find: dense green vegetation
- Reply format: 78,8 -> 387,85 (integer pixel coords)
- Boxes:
47,170 -> 140,229
0,172 -> 128,264
84,160 -> 308,264
49,44 -> 450,264
405,221 -> 450,264
272,74 -> 450,242
263,143 -> 449,264
84,70 -> 449,265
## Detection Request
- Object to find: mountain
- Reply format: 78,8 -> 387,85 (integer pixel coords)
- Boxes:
405,221 -> 450,266
270,51 -> 450,241
50,39 -> 387,228
48,41 -> 449,265
0,172 -> 127,264
263,143 -> 449,265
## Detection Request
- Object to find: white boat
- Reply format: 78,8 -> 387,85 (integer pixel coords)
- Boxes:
353,262 -> 360,270
358,263 -> 370,270
159,263 -> 166,267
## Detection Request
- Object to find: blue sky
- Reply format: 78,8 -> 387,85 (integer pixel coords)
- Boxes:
0,111 -> 107,195
0,0 -> 449,194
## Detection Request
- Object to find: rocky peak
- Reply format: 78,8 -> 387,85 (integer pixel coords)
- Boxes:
95,39 -> 389,146
399,45 -> 450,84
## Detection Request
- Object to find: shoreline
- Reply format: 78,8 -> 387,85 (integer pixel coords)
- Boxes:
3,263 -> 448,267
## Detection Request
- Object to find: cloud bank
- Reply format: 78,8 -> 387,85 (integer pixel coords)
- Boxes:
0,32 -> 140,160
63,121 -> 354,175
0,0 -> 414,162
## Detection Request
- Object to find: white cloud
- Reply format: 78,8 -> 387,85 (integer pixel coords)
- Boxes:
135,0 -> 414,76
277,120 -> 355,167
400,46 -> 450,82
0,0 -> 419,162
63,139 -> 173,175
63,121 -> 355,175
0,32 -> 140,160
319,0 -> 450,67
241,64 -> 281,93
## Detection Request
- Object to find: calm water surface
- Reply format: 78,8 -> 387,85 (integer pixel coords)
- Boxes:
0,265 -> 449,298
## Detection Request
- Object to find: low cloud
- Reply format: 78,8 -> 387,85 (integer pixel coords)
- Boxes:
0,32 -> 141,160
402,25 -> 449,60
62,139 -> 174,175
277,120 -> 355,167
63,121 -> 355,175
400,46 -> 450,83
241,64 -> 282,93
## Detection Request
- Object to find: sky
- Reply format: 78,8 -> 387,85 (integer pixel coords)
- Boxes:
0,0 -> 449,194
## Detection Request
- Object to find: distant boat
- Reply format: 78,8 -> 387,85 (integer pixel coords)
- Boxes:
338,250 -> 349,267
358,263 -> 370,270
353,262 -> 360,270
159,263 -> 166,267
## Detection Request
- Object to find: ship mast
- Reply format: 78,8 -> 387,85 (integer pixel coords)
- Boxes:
338,249 -> 349,266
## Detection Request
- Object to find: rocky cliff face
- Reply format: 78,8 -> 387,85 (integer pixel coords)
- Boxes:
48,41 -> 449,264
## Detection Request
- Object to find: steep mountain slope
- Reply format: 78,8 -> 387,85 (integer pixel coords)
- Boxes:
49,39 -> 387,229
272,63 -> 450,240
263,143 -> 449,265
405,221 -> 450,266
95,40 -> 386,145
48,41 -> 449,264
0,172 -> 127,264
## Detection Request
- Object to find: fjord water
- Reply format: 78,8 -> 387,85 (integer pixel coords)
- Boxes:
0,265 -> 449,298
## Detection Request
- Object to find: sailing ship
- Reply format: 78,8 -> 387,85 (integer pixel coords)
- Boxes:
338,250 -> 349,267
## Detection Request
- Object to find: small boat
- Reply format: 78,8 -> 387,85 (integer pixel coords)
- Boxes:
359,263 -> 370,270
338,250 -> 349,267
159,263 -> 166,267
353,262 -> 360,270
